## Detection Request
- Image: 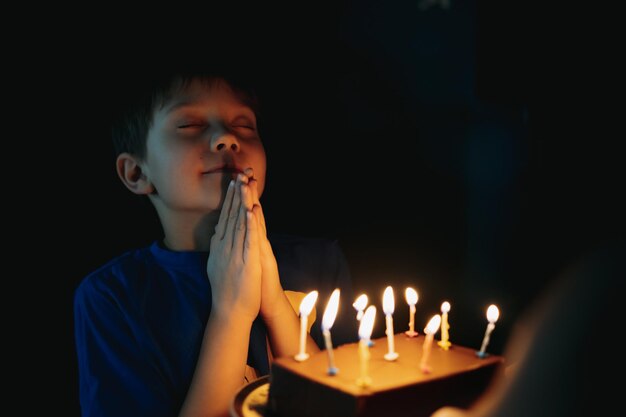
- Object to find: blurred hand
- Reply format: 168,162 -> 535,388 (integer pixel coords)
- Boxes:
207,174 -> 261,322
430,407 -> 472,417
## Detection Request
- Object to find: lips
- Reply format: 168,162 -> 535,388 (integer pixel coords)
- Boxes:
202,164 -> 244,175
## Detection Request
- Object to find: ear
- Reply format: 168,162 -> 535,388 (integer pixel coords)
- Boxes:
116,152 -> 154,195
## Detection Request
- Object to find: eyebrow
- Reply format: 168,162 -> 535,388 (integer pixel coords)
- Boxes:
162,100 -> 257,125
162,101 -> 255,119
161,100 -> 197,115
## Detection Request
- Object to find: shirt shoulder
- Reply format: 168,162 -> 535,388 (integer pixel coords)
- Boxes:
74,245 -> 154,303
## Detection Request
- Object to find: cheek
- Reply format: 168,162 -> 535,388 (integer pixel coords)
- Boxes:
148,155 -> 194,198
149,143 -> 194,180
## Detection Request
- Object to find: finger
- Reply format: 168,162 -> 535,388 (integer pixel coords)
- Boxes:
243,208 -> 260,264
237,172 -> 249,184
244,169 -> 257,207
249,179 -> 267,235
224,176 -> 245,250
233,185 -> 252,259
241,182 -> 254,212
249,178 -> 260,205
215,179 -> 236,240
252,204 -> 263,228
252,204 -> 269,243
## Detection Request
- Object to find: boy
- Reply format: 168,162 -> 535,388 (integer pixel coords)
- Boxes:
74,66 -> 358,417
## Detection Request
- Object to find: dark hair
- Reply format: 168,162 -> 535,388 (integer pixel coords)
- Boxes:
111,64 -> 261,160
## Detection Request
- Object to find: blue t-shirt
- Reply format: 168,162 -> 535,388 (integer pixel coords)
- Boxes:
74,234 -> 358,417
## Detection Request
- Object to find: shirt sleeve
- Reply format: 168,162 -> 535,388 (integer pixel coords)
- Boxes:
74,278 -> 178,417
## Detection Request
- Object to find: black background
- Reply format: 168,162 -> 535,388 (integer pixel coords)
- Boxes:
28,1 -> 621,415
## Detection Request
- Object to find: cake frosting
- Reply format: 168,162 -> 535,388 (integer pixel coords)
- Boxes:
267,333 -> 504,417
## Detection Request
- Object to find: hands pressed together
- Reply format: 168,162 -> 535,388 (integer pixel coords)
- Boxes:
206,168 -> 284,324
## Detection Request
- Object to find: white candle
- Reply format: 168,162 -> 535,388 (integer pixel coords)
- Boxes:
420,314 -> 442,373
294,290 -> 318,362
404,287 -> 419,337
477,304 -> 499,358
382,286 -> 399,361
356,305 -> 376,388
322,289 -> 341,375
353,294 -> 368,321
437,301 -> 452,350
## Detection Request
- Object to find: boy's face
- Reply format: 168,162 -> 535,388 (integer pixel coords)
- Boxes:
141,78 -> 266,215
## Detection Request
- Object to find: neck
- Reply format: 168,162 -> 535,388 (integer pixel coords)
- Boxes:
160,211 -> 220,251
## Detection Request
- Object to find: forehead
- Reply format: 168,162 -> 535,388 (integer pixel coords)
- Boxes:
159,78 -> 254,116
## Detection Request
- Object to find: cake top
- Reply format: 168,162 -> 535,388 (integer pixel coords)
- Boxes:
270,333 -> 504,396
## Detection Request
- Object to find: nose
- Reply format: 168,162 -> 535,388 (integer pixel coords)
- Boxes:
209,126 -> 240,153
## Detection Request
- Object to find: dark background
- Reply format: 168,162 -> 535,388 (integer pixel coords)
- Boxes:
38,1 -> 620,415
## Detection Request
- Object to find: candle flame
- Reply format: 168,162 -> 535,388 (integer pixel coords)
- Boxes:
405,287 -> 418,305
382,286 -> 395,315
322,289 -> 341,331
359,305 -> 376,340
441,301 -> 451,313
353,294 -> 368,311
486,304 -> 499,323
299,290 -> 318,316
424,314 -> 441,334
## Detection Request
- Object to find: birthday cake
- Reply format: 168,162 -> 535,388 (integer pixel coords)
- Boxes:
267,333 -> 504,417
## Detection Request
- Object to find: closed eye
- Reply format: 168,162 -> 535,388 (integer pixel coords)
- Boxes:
178,124 -> 207,129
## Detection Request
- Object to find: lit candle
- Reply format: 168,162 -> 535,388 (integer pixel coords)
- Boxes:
352,294 -> 368,321
294,290 -> 319,362
382,286 -> 399,361
437,301 -> 452,350
356,305 -> 376,388
322,289 -> 341,375
404,287 -> 419,337
353,294 -> 374,346
476,304 -> 500,358
420,314 -> 442,374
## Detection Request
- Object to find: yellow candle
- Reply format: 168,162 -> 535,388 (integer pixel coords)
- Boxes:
477,304 -> 499,358
382,286 -> 399,361
295,290 -> 318,362
357,339 -> 370,387
420,314 -> 442,373
356,305 -> 376,387
404,287 -> 419,337
437,301 -> 452,350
